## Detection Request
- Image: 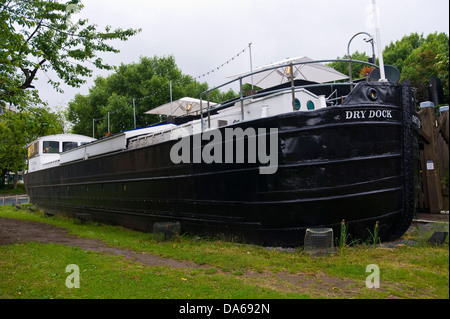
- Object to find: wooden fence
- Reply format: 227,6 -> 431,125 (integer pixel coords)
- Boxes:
416,106 -> 449,213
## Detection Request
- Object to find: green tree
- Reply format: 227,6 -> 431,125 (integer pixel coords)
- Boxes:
66,55 -> 238,137
383,32 -> 449,103
327,51 -> 371,80
0,107 -> 64,189
330,32 -> 449,104
0,0 -> 140,109
383,33 -> 424,73
65,93 -> 97,137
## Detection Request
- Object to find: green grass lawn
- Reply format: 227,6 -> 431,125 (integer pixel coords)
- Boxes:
0,205 -> 448,299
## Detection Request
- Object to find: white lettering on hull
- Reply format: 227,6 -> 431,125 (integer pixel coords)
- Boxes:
345,109 -> 392,120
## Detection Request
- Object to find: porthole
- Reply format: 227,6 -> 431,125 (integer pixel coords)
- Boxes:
307,100 -> 315,110
294,98 -> 301,110
368,88 -> 378,101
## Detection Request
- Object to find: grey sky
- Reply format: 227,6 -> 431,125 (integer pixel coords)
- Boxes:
34,0 -> 450,110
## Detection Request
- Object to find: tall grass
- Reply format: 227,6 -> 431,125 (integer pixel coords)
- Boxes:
335,219 -> 359,255
367,221 -> 380,248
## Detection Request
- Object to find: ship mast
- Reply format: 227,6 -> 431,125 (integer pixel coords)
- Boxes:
372,0 -> 386,81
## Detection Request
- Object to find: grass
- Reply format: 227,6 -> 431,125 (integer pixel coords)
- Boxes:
1,242 -> 303,299
0,204 -> 448,299
0,184 -> 27,196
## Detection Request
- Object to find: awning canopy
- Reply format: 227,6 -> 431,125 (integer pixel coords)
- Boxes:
228,56 -> 348,89
145,97 -> 220,117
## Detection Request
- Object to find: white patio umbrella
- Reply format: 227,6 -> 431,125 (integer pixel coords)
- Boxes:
228,56 -> 348,89
145,97 -> 220,117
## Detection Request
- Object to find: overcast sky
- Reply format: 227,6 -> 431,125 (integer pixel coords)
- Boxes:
34,0 -> 449,110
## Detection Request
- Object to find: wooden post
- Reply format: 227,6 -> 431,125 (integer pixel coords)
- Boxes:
437,110 -> 449,210
418,106 -> 443,213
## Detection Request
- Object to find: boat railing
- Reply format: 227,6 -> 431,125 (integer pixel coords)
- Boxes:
199,58 -> 378,132
42,159 -> 61,169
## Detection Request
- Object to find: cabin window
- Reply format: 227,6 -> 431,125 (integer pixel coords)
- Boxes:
294,99 -> 301,110
307,100 -> 315,110
63,141 -> 79,152
43,141 -> 60,154
218,120 -> 228,127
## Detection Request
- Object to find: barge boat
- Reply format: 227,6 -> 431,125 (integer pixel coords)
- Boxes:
24,57 -> 420,247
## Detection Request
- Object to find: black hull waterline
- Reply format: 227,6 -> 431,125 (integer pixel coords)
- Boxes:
24,82 -> 420,247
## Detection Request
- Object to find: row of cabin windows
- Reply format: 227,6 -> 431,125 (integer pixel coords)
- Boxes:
42,141 -> 81,154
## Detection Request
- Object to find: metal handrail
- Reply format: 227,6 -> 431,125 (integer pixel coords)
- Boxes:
0,194 -> 30,206
199,58 -> 378,131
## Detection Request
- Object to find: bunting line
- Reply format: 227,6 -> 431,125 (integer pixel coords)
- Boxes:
192,45 -> 249,80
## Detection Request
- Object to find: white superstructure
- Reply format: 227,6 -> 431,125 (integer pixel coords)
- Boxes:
27,134 -> 97,172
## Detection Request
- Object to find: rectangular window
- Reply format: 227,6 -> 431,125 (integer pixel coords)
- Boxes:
43,141 -> 60,154
63,141 -> 79,152
218,120 -> 228,127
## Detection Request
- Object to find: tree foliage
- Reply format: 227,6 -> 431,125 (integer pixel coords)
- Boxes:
0,0 -> 140,109
328,32 -> 449,104
66,55 -> 238,137
384,32 -> 449,103
327,51 -> 372,81
0,107 -> 64,188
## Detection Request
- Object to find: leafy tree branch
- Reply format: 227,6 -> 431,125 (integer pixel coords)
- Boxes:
0,0 -> 140,108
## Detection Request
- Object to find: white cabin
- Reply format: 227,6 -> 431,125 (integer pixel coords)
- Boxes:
27,134 -> 97,172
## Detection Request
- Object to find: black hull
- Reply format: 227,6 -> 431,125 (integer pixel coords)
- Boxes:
24,82 -> 420,247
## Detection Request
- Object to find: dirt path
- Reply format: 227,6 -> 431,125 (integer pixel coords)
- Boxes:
0,217 -> 201,269
0,216 -> 358,297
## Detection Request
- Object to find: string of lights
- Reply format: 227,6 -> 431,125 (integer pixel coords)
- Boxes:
192,45 -> 249,80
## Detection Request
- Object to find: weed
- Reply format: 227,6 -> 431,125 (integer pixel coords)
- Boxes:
335,219 -> 358,255
367,221 -> 380,248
